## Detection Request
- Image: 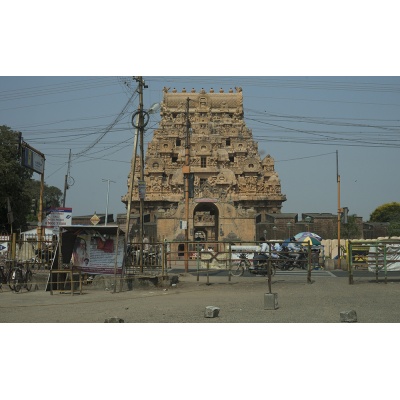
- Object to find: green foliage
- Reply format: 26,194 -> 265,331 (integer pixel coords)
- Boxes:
370,202 -> 400,238
341,215 -> 361,239
370,202 -> 400,222
388,222 -> 400,238
0,125 -> 63,232
24,180 -> 63,221
0,125 -> 32,231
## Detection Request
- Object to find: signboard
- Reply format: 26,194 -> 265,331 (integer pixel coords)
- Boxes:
180,220 -> 187,229
22,147 -> 45,174
71,233 -> 124,275
44,208 -> 72,228
138,180 -> 146,199
90,213 -> 100,225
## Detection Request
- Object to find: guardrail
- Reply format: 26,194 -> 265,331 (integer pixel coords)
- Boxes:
0,233 -> 55,270
348,239 -> 400,284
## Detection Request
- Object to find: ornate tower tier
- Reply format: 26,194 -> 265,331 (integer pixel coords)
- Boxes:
121,86 -> 286,242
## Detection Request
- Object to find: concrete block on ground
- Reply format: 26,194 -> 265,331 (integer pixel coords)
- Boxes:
340,310 -> 357,322
204,306 -> 220,318
104,316 -> 124,323
170,275 -> 179,286
264,293 -> 279,310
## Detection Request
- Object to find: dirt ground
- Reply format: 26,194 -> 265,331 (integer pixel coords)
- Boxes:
1,271 -> 400,323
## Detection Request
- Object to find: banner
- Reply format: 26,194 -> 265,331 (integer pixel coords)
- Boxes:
22,147 -> 44,174
44,208 -> 72,228
71,233 -> 124,275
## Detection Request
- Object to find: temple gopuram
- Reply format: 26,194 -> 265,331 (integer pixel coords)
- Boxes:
121,86 -> 286,242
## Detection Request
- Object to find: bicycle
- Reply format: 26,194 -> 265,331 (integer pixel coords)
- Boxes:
230,252 -> 276,277
10,263 -> 33,292
0,258 -> 15,291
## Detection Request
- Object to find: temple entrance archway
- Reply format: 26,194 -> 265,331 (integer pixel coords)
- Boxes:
193,202 -> 219,244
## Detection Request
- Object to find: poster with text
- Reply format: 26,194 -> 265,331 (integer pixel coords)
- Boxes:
71,234 -> 123,275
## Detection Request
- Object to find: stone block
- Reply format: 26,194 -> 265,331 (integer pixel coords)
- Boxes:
264,293 -> 278,310
104,317 -> 125,323
204,306 -> 220,318
340,310 -> 357,322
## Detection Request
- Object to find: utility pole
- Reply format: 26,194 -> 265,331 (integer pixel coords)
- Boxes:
63,149 -> 72,207
137,78 -> 146,274
102,178 -> 115,226
183,97 -> 191,273
123,109 -> 140,277
123,77 -> 146,275
337,150 -> 342,272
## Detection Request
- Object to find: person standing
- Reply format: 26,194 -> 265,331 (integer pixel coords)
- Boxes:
143,234 -> 150,253
287,237 -> 301,264
253,236 -> 269,267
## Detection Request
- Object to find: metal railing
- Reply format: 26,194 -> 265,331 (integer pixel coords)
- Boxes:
348,239 -> 400,284
0,233 -> 55,270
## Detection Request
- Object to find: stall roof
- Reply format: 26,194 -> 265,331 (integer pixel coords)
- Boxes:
61,225 -> 123,235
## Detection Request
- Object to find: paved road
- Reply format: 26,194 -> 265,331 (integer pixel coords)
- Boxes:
170,266 -> 400,279
1,269 -> 399,323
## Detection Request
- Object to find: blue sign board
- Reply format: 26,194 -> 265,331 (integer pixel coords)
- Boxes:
23,147 -> 44,174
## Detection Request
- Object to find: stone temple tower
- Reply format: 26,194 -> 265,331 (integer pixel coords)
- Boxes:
121,86 -> 286,243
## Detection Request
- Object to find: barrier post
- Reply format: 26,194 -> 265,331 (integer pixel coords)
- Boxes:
307,244 -> 312,283
267,258 -> 272,294
228,243 -> 232,282
348,240 -> 354,285
383,244 -> 387,284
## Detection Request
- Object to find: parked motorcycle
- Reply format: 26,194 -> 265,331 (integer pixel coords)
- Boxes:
126,244 -> 161,267
277,247 -> 308,270
31,244 -> 54,268
230,252 -> 276,277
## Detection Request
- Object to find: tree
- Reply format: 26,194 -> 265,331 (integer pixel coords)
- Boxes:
0,125 -> 63,232
0,126 -> 32,232
370,202 -> 400,223
341,215 -> 361,239
24,180 -> 63,221
370,202 -> 400,238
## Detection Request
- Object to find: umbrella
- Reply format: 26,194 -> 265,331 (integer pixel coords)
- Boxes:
294,232 -> 322,241
299,236 -> 321,246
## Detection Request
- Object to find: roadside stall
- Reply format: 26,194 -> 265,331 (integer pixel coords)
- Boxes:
46,225 -> 124,293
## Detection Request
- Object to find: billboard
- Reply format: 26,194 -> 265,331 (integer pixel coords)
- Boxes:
71,233 -> 124,275
44,208 -> 72,228
22,147 -> 45,174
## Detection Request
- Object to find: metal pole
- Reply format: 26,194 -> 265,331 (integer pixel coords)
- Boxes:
113,226 -> 120,293
38,163 -> 45,253
62,149 -> 72,207
123,114 -> 140,279
337,150 -> 342,271
102,179 -> 115,226
138,78 -> 145,273
105,180 -> 110,226
184,97 -> 191,273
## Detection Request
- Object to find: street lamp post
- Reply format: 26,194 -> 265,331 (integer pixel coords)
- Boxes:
304,216 -> 311,232
287,222 -> 292,238
124,76 -> 161,276
102,178 -> 115,226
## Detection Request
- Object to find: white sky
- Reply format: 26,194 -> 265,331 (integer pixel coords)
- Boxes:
2,4 -> 399,222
